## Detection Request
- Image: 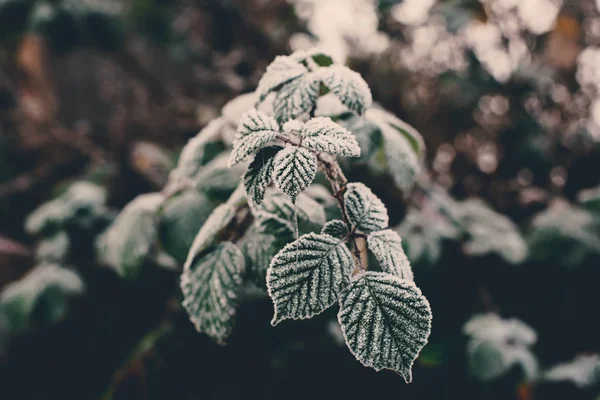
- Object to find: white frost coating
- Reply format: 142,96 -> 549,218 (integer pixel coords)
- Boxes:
274,72 -> 321,123
456,199 -> 527,264
321,219 -> 349,238
229,109 -> 280,166
256,55 -> 308,101
36,231 -> 70,263
273,146 -> 317,203
169,118 -> 227,184
180,242 -> 245,344
282,119 -> 305,135
367,230 -> 414,281
257,190 -> 326,227
221,92 -> 259,126
97,192 -> 163,278
344,182 -> 389,233
183,203 -> 236,273
463,313 -> 538,382
244,146 -> 282,205
337,271 -> 432,383
300,117 -> 361,157
0,264 -> 84,333
267,232 -> 353,325
543,354 -> 600,388
379,118 -> 420,194
319,65 -> 372,115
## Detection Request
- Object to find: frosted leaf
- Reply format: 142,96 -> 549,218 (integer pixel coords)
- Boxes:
254,211 -> 295,238
463,313 -> 538,382
267,232 -> 353,325
193,153 -> 245,200
365,108 -> 425,158
319,65 -> 372,115
180,242 -> 245,344
543,354 -> 600,388
159,190 -> 214,264
25,200 -> 71,236
463,313 -> 537,346
257,190 -> 326,229
344,182 -> 389,233
240,223 -> 293,288
273,146 -> 317,202
256,55 -> 308,101
337,271 -> 432,382
229,109 -> 279,166
299,117 -> 360,157
397,207 -> 459,268
273,73 -> 321,123
244,146 -> 283,205
36,231 -> 70,263
367,230 -> 414,281
282,119 -> 305,135
169,118 -> 226,184
466,339 -> 538,382
96,193 -> 163,280
321,220 -> 350,238
0,264 -> 84,333
527,200 -> 600,268
221,92 -> 258,126
456,199 -> 527,264
184,203 -> 236,272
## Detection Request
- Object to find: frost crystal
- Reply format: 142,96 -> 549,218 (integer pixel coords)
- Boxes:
274,72 -> 321,123
367,230 -> 414,281
337,271 -> 432,383
256,55 -> 308,101
321,220 -> 350,238
244,146 -> 283,205
274,146 -> 317,202
267,233 -> 353,325
344,182 -> 389,233
300,117 -> 361,157
181,242 -> 245,344
319,65 -> 372,115
229,109 -> 279,166
543,354 -> 600,388
282,119 -> 305,135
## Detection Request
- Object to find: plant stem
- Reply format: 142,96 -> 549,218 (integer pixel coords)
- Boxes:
317,153 -> 365,273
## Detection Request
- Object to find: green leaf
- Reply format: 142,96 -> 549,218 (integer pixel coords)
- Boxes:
321,220 -> 350,238
273,146 -> 317,203
240,222 -> 293,288
367,230 -> 414,281
36,231 -> 70,263
256,190 -> 326,231
299,117 -> 361,157
273,73 -> 321,123
344,182 -> 389,233
184,203 -> 236,271
159,190 -> 214,264
229,109 -> 279,166
337,271 -> 432,382
256,55 -> 308,101
244,146 -> 283,205
97,193 -> 163,280
543,354 -> 600,388
180,242 -> 245,344
169,118 -> 227,184
267,233 -> 354,325
456,199 -> 527,264
319,65 -> 372,115
193,153 -> 245,201
0,264 -> 84,333
365,108 -> 424,193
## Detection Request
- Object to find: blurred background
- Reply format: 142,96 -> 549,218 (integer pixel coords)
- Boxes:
1,0 -> 600,399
